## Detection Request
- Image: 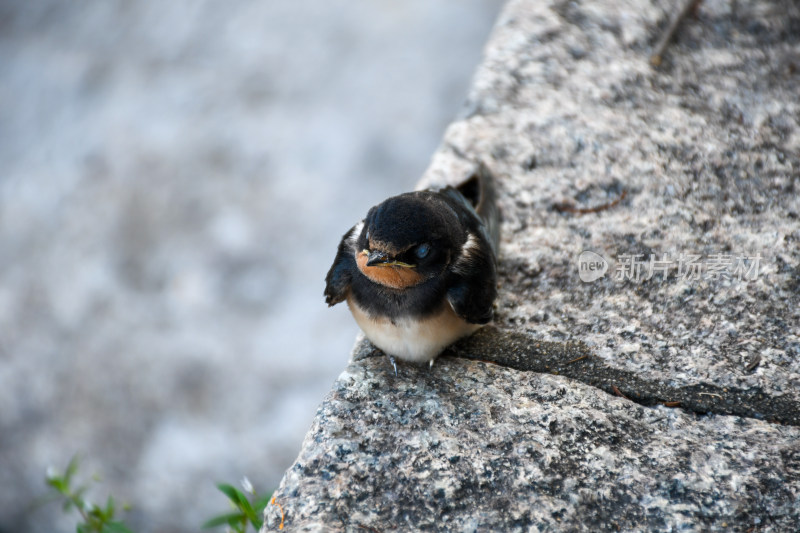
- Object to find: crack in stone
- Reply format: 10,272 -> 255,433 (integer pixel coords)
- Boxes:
354,327 -> 800,427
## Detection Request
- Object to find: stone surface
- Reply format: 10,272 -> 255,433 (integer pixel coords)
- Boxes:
267,356 -> 799,532
264,0 -> 800,531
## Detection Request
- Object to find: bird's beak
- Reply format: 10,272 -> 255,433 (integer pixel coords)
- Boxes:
364,250 -> 414,268
366,250 -> 390,266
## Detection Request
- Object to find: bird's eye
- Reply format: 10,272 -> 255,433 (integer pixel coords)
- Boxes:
415,243 -> 431,259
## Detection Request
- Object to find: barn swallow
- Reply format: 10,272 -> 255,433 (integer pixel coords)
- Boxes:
324,163 -> 500,374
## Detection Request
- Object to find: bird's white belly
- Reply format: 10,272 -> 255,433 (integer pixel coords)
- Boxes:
347,297 -> 481,363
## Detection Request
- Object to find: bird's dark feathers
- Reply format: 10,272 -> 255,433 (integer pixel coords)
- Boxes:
448,161 -> 500,253
325,164 -> 499,325
445,234 -> 496,324
324,224 -> 358,306
362,192 -> 463,255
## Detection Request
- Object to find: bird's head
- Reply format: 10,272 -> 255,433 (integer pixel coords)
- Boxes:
354,193 -> 461,290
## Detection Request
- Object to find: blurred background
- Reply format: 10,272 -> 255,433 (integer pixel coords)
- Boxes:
0,1 -> 503,531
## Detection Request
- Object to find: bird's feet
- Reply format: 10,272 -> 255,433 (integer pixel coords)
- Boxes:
384,355 -> 436,375
387,355 -> 398,376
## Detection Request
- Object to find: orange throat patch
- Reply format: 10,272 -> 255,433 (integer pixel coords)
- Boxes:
356,251 -> 424,289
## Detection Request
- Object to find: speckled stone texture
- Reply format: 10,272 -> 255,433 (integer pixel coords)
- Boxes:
263,0 -> 800,531
265,356 -> 798,532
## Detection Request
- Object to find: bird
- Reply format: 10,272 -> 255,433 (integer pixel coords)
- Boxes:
324,163 -> 500,374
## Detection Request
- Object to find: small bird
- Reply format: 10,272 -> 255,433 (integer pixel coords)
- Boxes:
324,163 -> 500,373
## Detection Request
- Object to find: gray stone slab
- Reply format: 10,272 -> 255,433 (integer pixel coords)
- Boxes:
265,357 -> 799,532
417,0 -> 800,400
264,0 -> 800,530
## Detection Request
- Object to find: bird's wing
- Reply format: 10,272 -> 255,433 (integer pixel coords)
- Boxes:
439,162 -> 500,255
446,229 -> 497,324
324,221 -> 363,306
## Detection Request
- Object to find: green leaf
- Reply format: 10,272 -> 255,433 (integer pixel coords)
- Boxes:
202,511 -> 244,528
64,456 -> 80,487
87,505 -> 103,519
105,495 -> 116,517
101,521 -> 135,533
216,483 -> 259,524
215,483 -> 244,505
253,493 -> 273,512
73,486 -> 88,507
46,456 -> 134,533
46,476 -> 66,493
239,500 -> 257,524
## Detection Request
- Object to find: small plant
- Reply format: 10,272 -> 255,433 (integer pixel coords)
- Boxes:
45,457 -> 275,533
202,478 -> 274,532
45,456 -> 133,533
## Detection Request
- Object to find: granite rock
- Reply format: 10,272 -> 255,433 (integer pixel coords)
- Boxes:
264,0 -> 800,531
266,355 -> 798,531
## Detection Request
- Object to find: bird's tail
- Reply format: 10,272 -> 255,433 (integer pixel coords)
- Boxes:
453,162 -> 501,254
